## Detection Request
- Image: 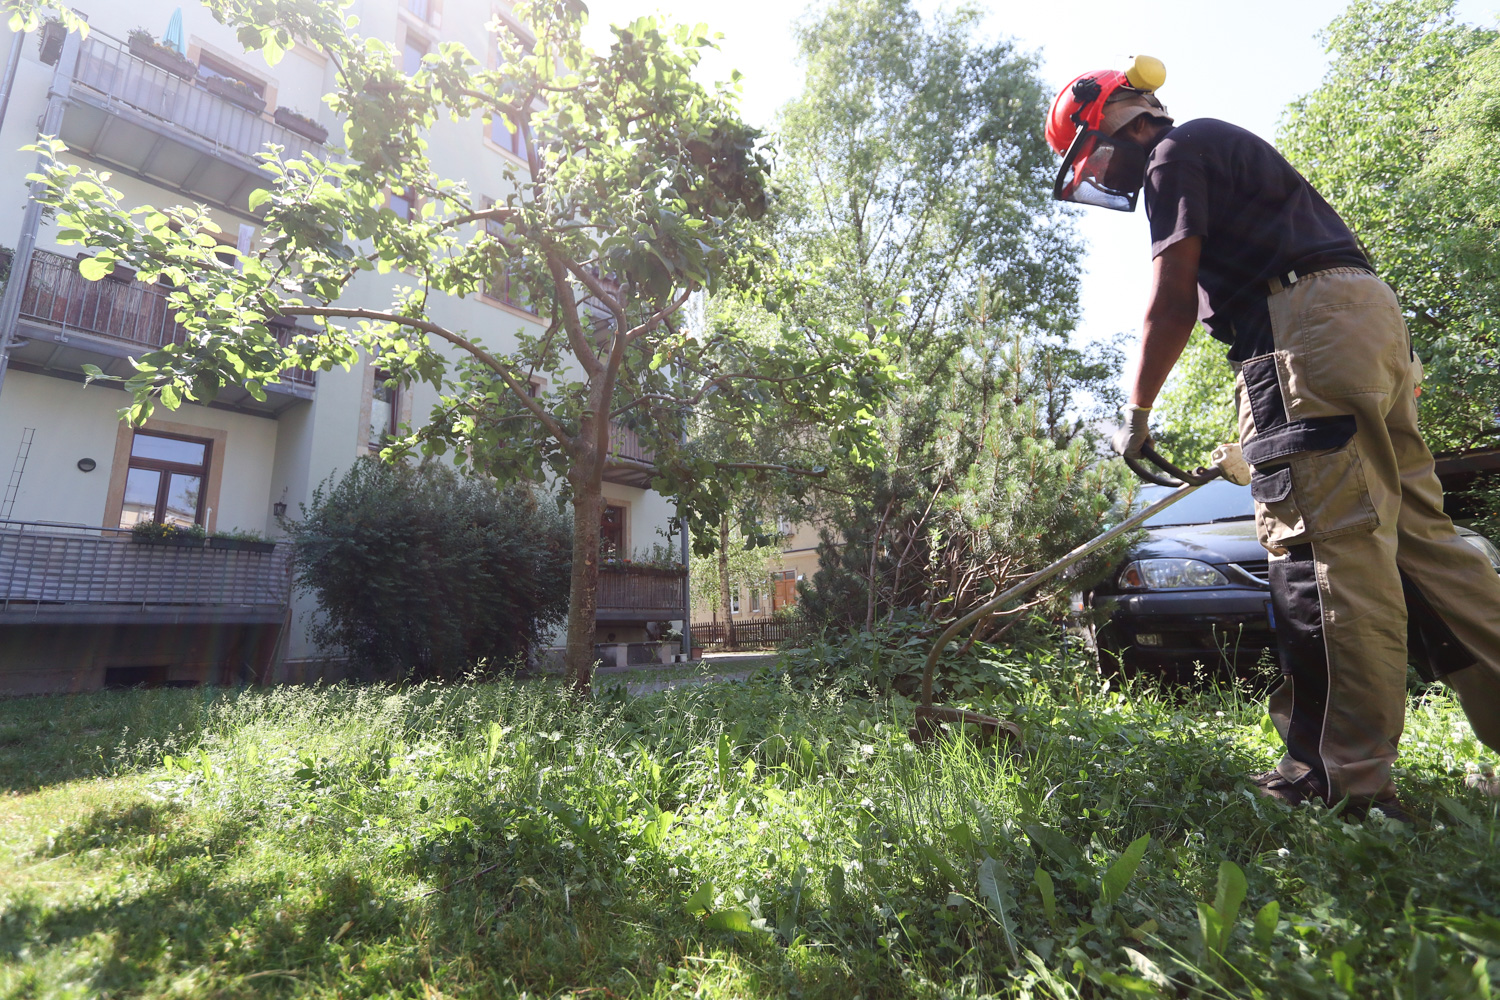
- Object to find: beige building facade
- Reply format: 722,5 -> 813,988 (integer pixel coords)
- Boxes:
0,0 -> 684,692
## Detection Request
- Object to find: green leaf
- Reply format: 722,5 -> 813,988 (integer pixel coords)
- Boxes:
247,188 -> 272,212
78,256 -> 113,281
683,881 -> 713,916
1023,824 -> 1081,867
977,857 -> 1018,960
703,908 -> 756,932
1212,860 -> 1247,956
1252,899 -> 1279,949
1032,866 -> 1056,923
1099,833 -> 1151,906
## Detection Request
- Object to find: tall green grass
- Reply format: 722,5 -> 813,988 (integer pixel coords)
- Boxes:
1,657 -> 1496,999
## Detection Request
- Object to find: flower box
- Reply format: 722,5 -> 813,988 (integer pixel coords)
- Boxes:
201,73 -> 264,112
207,537 -> 275,553
132,533 -> 205,548
128,34 -> 197,79
273,106 -> 328,144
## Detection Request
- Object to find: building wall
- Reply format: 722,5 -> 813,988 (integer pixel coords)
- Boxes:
0,0 -> 686,684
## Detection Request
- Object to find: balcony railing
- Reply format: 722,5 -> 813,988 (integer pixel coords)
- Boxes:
0,521 -> 291,621
602,423 -> 657,486
596,564 -> 685,621
71,33 -> 323,165
16,249 -> 316,387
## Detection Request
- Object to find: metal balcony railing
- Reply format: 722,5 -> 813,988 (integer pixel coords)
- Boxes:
72,32 -> 324,165
16,249 -> 316,387
0,520 -> 291,617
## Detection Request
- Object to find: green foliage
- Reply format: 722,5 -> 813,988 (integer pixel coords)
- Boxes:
29,0 -> 897,686
129,520 -> 206,542
1152,326 -> 1238,468
1280,0 -> 1500,451
802,283 -> 1134,633
3,655 -> 1500,997
767,615 -> 1064,703
283,458 -> 570,679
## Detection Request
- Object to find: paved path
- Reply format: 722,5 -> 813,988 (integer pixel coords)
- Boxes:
593,652 -> 776,695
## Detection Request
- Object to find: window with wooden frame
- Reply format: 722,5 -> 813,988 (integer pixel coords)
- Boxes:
403,0 -> 442,25
489,111 -> 530,163
480,197 -> 538,314
600,503 -> 626,559
118,431 -> 212,528
401,32 -> 429,75
385,189 -> 416,220
369,368 -> 399,448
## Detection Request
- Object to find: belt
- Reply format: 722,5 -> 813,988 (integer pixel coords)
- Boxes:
1266,261 -> 1374,297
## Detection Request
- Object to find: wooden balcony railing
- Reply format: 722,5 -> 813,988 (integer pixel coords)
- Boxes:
0,521 -> 291,620
72,33 -> 323,164
16,249 -> 316,387
596,564 -> 685,621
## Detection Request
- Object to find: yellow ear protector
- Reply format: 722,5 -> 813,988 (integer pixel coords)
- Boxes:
1124,55 -> 1166,93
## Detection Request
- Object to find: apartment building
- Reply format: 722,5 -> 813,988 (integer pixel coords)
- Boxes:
0,0 -> 686,692
692,520 -> 821,623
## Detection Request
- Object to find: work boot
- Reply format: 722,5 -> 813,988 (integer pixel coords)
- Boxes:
1464,767 -> 1500,798
1251,769 -> 1324,807
1252,770 -> 1414,824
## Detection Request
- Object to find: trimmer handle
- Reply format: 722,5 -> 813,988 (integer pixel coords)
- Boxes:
1124,443 -> 1224,488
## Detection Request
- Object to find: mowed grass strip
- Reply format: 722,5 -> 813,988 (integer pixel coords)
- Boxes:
1,660 -> 1497,999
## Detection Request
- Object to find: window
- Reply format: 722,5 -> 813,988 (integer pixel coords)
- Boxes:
369,368 -> 398,448
386,189 -> 414,220
196,53 -> 265,96
749,591 -> 761,614
402,34 -> 429,75
404,0 -> 435,22
730,594 -> 740,615
601,503 -> 625,559
119,431 -> 211,528
481,197 -> 537,314
490,112 -> 531,163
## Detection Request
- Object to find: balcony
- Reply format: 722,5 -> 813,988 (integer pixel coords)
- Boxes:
0,520 -> 291,627
596,564 -> 686,623
602,422 -> 658,488
5,249 -> 315,414
55,31 -> 327,215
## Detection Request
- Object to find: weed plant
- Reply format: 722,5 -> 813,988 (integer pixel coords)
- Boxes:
1,653 -> 1497,999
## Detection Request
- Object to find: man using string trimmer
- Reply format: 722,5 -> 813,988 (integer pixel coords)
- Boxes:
1045,56 -> 1500,820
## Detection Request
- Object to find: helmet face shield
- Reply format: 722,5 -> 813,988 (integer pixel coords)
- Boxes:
1052,128 -> 1147,212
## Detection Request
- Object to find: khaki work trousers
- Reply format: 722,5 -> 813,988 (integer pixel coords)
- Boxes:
1234,268 -> 1500,806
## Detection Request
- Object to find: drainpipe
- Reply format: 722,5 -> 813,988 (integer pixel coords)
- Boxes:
0,19 -> 83,402
0,30 -> 25,137
680,507 -> 691,660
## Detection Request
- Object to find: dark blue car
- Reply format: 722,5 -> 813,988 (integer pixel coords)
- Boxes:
1084,479 -> 1500,681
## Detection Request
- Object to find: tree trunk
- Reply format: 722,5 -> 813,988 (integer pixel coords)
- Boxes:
718,513 -> 737,651
563,465 -> 603,696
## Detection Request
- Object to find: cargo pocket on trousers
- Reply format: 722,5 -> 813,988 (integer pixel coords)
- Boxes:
1289,440 -> 1379,540
1250,465 -> 1304,550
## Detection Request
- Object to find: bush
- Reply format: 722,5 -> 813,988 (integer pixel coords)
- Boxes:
285,459 -> 571,679
764,614 -> 1062,703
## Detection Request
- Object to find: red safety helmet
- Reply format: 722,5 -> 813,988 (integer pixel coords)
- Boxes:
1046,56 -> 1168,212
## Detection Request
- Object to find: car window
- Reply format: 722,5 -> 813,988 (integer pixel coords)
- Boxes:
1134,479 -> 1255,527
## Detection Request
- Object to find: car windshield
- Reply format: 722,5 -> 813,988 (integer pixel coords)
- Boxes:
1134,479 -> 1255,528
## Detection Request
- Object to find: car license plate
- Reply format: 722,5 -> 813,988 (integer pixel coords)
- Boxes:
1266,601 -> 1276,630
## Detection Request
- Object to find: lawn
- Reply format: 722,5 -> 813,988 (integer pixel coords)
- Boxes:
1,655 -> 1496,999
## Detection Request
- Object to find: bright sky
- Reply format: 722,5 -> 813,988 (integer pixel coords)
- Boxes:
583,0 -> 1498,369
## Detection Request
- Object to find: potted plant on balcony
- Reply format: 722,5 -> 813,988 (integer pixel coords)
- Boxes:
272,106 -> 329,144
207,528 -> 276,553
127,28 -> 197,80
131,521 -> 206,547
200,73 -> 264,112
38,17 -> 66,66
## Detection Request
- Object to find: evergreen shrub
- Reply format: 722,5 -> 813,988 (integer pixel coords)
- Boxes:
285,458 -> 571,679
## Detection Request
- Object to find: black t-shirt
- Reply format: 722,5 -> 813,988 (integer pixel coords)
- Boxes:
1143,118 -> 1371,359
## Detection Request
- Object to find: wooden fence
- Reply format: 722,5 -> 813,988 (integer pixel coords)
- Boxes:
691,617 -> 812,650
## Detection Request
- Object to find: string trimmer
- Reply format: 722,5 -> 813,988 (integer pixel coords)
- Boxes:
907,442 -> 1252,746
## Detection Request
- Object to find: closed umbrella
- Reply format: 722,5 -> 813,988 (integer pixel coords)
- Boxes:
162,8 -> 187,57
